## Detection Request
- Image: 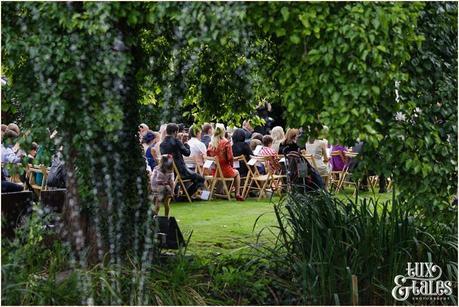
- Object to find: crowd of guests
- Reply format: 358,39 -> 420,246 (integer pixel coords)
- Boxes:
0,119 -> 376,217
138,120 -> 377,216
1,123 -> 66,194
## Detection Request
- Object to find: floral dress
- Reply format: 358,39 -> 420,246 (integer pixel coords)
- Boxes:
151,166 -> 175,201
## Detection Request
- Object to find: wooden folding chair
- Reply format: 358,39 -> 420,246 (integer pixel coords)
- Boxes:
171,160 -> 192,203
387,177 -> 394,191
268,156 -> 287,197
183,156 -> 202,174
233,155 -> 253,198
302,152 -> 330,188
244,155 -> 274,200
329,150 -> 347,192
337,152 -> 359,194
203,156 -> 234,200
368,175 -> 379,192
26,164 -> 48,198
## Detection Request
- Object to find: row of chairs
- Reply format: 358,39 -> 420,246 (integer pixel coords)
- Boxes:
303,150 -> 393,194
175,155 -> 287,202
7,164 -> 50,198
301,150 -> 359,193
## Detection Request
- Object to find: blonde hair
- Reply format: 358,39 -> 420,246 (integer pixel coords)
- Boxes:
210,123 -> 225,149
284,128 -> 299,145
270,126 -> 285,142
159,124 -> 167,142
250,139 -> 262,151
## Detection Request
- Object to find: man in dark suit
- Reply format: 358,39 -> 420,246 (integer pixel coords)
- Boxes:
160,123 -> 205,198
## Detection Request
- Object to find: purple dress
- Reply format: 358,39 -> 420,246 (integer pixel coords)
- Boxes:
330,145 -> 347,171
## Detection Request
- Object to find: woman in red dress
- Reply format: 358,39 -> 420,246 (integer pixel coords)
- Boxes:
207,124 -> 244,201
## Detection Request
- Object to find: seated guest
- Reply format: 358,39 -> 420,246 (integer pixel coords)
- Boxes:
278,128 -> 300,155
242,120 -> 254,142
177,132 -> 189,144
47,151 -> 67,189
259,135 -> 281,173
232,128 -> 253,177
27,142 -> 39,164
160,123 -> 204,198
226,126 -> 235,141
7,123 -> 25,157
7,123 -> 20,137
306,137 -> 331,177
251,132 -> 263,142
249,139 -> 262,152
1,175 -> 23,192
151,131 -> 160,154
159,124 -> 167,141
330,144 -> 348,172
143,131 -> 158,170
270,126 -> 285,153
188,125 -> 207,167
201,123 -> 213,148
153,125 -> 167,158
1,129 -> 25,192
1,129 -> 23,165
207,124 -> 244,201
138,123 -> 149,150
139,123 -> 149,136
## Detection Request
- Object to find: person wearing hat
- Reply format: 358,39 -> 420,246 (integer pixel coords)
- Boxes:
143,130 -> 158,170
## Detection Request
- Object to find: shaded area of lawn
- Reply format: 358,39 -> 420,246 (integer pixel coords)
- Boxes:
170,189 -> 393,256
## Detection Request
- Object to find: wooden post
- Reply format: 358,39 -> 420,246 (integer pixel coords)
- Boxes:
351,274 -> 359,305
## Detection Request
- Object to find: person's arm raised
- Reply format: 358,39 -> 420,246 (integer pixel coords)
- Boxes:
177,139 -> 191,157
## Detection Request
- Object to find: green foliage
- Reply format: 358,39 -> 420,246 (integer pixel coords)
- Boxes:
134,2 -> 278,127
389,2 -> 458,210
2,1 -> 152,263
2,209 -> 79,305
245,2 -> 456,209
2,7 -> 457,305
263,191 -> 458,305
207,255 -> 271,304
4,1 -> 455,212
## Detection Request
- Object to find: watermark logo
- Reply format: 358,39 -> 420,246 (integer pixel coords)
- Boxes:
392,262 -> 452,301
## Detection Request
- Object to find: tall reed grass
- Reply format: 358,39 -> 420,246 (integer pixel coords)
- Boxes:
261,190 -> 457,305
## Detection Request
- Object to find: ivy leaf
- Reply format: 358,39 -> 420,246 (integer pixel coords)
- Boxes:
290,34 -> 301,44
281,7 -> 289,21
371,86 -> 380,95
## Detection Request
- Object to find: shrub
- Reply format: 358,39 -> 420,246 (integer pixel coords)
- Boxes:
261,191 -> 458,305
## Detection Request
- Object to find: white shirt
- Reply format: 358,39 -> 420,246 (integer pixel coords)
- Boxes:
1,144 -> 21,164
187,137 -> 207,166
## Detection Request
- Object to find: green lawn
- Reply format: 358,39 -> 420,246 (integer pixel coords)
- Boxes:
168,189 -> 394,257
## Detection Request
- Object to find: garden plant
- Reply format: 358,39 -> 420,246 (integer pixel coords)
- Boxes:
1,1 -> 457,305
